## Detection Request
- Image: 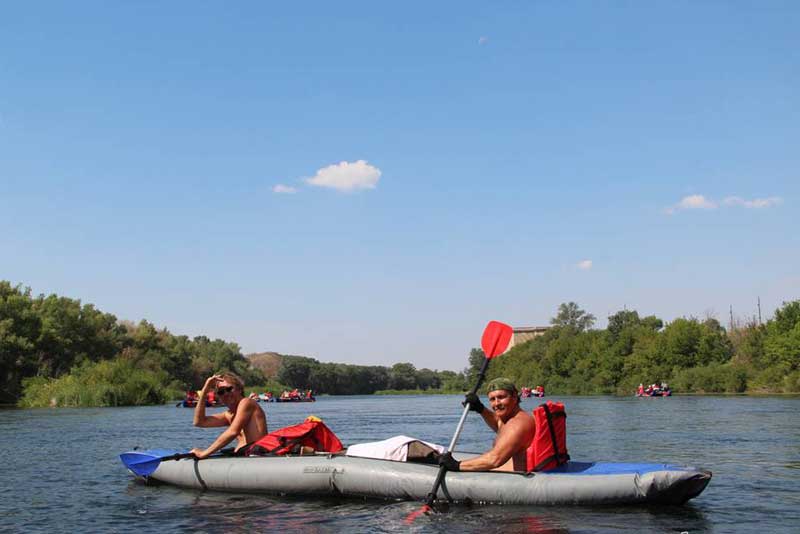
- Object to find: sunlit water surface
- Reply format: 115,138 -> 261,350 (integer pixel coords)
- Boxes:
1,395 -> 798,533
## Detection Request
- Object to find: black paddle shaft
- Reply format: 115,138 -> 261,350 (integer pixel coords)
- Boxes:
423,356 -> 492,507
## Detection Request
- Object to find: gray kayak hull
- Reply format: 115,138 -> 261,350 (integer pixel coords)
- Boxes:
137,453 -> 711,506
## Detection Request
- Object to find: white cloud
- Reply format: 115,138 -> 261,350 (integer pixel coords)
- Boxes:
723,196 -> 783,209
678,194 -> 717,210
577,260 -> 593,271
666,193 -> 784,214
305,160 -> 381,192
273,184 -> 297,194
478,36 -> 489,45
665,194 -> 717,215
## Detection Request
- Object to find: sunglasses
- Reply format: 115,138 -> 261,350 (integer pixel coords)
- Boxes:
216,386 -> 235,395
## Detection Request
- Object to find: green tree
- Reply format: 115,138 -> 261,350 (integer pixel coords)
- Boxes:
438,370 -> 467,391
772,301 -> 800,335
640,315 -> 664,332
277,355 -> 319,389
695,318 -> 733,366
551,302 -> 596,332
0,283 -> 41,402
415,368 -> 441,390
466,348 -> 485,383
762,300 -> 800,373
309,362 -> 339,394
388,362 -> 417,390
660,318 -> 702,369
730,320 -> 765,368
31,294 -> 125,378
607,310 -> 641,342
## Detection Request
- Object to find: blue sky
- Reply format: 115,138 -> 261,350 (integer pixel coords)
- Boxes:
1,2 -> 797,371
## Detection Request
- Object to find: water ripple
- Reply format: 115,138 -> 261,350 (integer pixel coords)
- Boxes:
2,395 -> 799,533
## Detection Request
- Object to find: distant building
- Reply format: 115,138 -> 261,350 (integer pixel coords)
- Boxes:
508,326 -> 551,350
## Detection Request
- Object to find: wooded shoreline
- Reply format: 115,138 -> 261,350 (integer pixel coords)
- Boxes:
2,281 -> 798,407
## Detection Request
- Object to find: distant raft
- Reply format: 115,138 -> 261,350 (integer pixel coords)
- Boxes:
120,450 -> 711,506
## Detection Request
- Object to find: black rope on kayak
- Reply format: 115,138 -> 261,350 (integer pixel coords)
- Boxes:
192,458 -> 208,491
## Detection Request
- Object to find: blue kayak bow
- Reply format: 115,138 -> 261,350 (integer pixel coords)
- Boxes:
120,449 -> 193,477
120,446 -> 239,477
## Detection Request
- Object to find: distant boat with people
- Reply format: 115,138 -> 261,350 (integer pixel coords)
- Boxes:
251,389 -> 315,403
274,395 -> 315,403
177,390 -> 222,408
521,386 -> 545,398
636,383 -> 672,397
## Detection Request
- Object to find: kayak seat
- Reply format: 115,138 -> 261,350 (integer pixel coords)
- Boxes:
405,441 -> 441,464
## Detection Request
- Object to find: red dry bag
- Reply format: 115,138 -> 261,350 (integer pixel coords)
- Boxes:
526,401 -> 569,472
246,416 -> 344,456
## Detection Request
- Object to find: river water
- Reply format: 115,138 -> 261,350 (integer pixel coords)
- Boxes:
1,395 -> 798,533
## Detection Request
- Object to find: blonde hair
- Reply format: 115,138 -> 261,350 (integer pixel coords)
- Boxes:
220,372 -> 245,394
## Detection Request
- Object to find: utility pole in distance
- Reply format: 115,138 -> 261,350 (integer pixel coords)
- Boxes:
758,297 -> 762,325
729,305 -> 734,332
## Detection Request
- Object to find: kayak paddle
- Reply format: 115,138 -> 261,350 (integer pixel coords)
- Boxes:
405,320 -> 513,522
120,447 -> 234,477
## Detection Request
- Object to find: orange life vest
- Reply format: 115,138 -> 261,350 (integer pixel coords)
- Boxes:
526,401 -> 569,472
246,417 -> 344,456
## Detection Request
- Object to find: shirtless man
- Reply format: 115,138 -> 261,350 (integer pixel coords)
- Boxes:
439,377 -> 535,472
190,372 -> 268,459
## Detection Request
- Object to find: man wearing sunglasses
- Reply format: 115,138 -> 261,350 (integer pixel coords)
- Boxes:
190,372 -> 268,459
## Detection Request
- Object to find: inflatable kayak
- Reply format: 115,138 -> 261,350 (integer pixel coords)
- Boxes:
120,449 -> 711,506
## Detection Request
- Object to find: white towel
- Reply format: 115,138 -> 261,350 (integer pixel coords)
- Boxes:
345,435 -> 445,461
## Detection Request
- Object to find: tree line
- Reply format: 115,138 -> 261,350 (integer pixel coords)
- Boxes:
274,356 -> 467,395
484,301 -> 800,395
2,280 -> 798,407
0,281 -> 466,406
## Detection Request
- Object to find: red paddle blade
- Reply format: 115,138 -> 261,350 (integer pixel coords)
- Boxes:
481,320 -> 513,359
404,504 -> 432,524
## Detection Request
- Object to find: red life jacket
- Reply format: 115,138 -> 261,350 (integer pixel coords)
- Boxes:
246,417 -> 344,456
525,401 -> 569,472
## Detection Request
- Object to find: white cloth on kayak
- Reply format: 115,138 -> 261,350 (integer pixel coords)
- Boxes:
345,435 -> 445,461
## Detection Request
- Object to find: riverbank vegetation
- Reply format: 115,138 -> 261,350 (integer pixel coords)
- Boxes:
484,301 -> 800,395
2,280 -> 798,407
0,281 -> 465,406
18,358 -> 172,408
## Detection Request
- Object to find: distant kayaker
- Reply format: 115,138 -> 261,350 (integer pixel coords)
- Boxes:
439,377 -> 535,472
190,372 -> 268,459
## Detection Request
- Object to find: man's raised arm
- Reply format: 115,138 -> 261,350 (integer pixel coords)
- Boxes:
194,375 -> 227,428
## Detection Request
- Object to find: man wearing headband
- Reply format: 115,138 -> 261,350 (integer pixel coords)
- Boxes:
439,377 -> 535,472
190,372 -> 268,459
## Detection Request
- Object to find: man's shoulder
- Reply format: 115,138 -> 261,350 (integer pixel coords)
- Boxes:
511,408 -> 535,427
240,397 -> 259,409
499,409 -> 533,429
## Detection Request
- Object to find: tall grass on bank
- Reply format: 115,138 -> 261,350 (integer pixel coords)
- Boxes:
20,358 -> 178,408
670,363 -> 749,393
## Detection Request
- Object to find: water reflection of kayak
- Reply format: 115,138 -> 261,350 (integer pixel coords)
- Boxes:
120,450 -> 711,506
